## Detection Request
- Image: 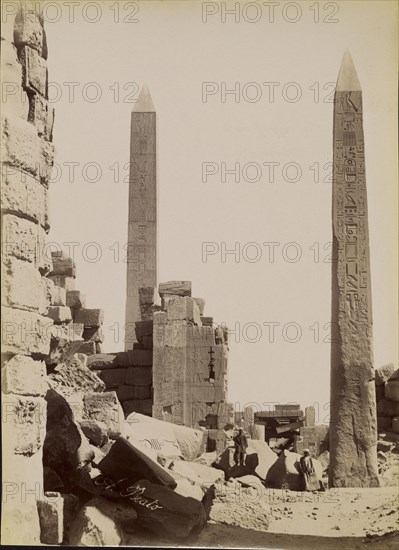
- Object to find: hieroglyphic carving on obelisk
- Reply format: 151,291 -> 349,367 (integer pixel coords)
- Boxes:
124,85 -> 157,349
329,51 -> 379,487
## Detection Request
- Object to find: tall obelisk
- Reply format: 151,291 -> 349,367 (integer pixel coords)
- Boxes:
330,51 -> 379,487
124,85 -> 157,350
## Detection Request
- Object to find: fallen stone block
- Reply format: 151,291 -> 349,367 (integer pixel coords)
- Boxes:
74,308 -> 104,328
2,354 -> 47,396
83,392 -> 125,436
375,363 -> 396,385
129,349 -> 153,366
1,306 -> 53,356
96,367 -> 127,388
385,380 -> 399,402
50,251 -> 76,277
171,424 -> 205,461
265,450 -> 323,490
125,366 -> 152,386
246,439 -> 278,479
47,306 -> 72,324
66,290 -> 86,309
83,326 -> 104,342
68,497 -> 136,546
377,440 -> 395,453
48,354 -> 105,397
122,399 -> 153,417
37,492 -> 79,545
170,460 -> 224,486
79,420 -> 109,447
174,478 -> 204,501
317,450 -> 330,472
51,285 -> 66,306
87,353 -> 119,370
235,475 -> 264,489
159,280 -> 192,297
77,341 -> 97,355
124,412 -> 181,458
377,398 -> 399,417
90,445 -> 106,467
117,384 -> 151,402
46,329 -> 84,365
139,286 -> 155,305
48,275 -> 75,291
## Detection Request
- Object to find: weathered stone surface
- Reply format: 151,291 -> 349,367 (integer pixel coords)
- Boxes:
122,399 -> 153,417
2,354 -> 47,396
87,353 -> 119,370
19,45 -> 47,95
28,92 -> 54,140
1,168 -> 49,230
96,368 -> 127,388
124,412 -> 181,458
246,439 -> 278,480
129,348 -> 153,366
377,398 -> 399,417
1,305 -> 53,356
135,320 -> 153,342
51,285 -> 66,306
139,286 -> 155,305
83,392 -> 125,435
48,275 -> 75,291
74,308 -> 104,328
170,460 -> 224,486
79,420 -> 109,447
193,297 -> 206,315
266,450 -> 323,490
166,296 -> 202,325
37,492 -> 79,545
47,305 -> 72,324
1,41 -> 29,119
2,213 -> 51,273
385,380 -> 399,402
66,289 -> 86,308
125,366 -> 152,386
77,340 -> 97,355
117,384 -> 151,402
90,445 -> 106,466
174,478 -> 204,501
1,502 -> 41,545
83,326 -> 103,342
375,363 -> 396,386
48,354 -> 105,397
50,251 -> 76,277
2,257 -> 52,313
330,53 -> 379,488
48,323 -> 84,353
1,115 -> 54,184
14,8 -> 44,54
210,489 -> 270,531
2,393 -> 46,454
171,424 -> 204,462
159,281 -> 191,297
68,497 -> 136,546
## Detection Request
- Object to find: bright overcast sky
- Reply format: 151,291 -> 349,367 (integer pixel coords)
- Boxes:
43,0 -> 398,416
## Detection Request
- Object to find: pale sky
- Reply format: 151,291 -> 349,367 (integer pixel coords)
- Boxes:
44,0 -> 398,417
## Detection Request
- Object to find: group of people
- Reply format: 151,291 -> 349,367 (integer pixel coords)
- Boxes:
232,428 -> 321,492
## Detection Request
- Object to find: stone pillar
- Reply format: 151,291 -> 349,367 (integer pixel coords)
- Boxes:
330,51 -> 379,487
1,3 -> 55,543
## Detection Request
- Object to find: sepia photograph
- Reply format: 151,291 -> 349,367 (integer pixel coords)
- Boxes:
1,0 -> 398,548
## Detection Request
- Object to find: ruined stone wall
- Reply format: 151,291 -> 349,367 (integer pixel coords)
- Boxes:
375,363 -> 399,436
1,3 -> 54,543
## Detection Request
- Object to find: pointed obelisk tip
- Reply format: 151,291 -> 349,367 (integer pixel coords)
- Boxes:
132,83 -> 155,112
336,50 -> 361,92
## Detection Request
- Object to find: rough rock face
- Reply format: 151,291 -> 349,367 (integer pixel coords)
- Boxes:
48,354 -> 105,396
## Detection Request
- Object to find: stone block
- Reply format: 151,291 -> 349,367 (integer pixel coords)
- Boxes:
392,417 -> 399,434
135,320 -> 153,342
19,45 -> 47,95
97,368 -> 127,388
37,493 -> 65,544
1,168 -> 49,230
129,349 -> 153,366
2,394 -> 46,454
48,354 -> 105,397
1,41 -> 29,119
1,502 -> 41,545
142,335 -> 153,349
83,326 -> 103,342
200,316 -> 213,327
14,8 -> 44,54
305,406 -> 316,427
87,354 -> 119,370
79,420 -> 109,447
1,115 -> 54,185
96,342 -> 103,354
139,286 -> 155,305
159,280 -> 191,297
28,92 -> 54,140
50,251 -> 76,277
2,257 -> 52,314
117,385 -> 151,402
83,392 -> 125,435
2,354 -> 47,396
2,213 -> 51,274
48,275 -> 75,291
166,296 -> 202,325
74,308 -> 104,328
125,366 -> 152,386
385,380 -> 399,402
77,341 -> 97,355
193,297 -> 206,315
50,322 -> 84,344
115,351 -> 130,367
377,398 -> 399,417
1,306 -> 53,355
47,306 -> 72,324
375,363 -> 396,386
121,399 -> 153,417
51,285 -> 66,306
